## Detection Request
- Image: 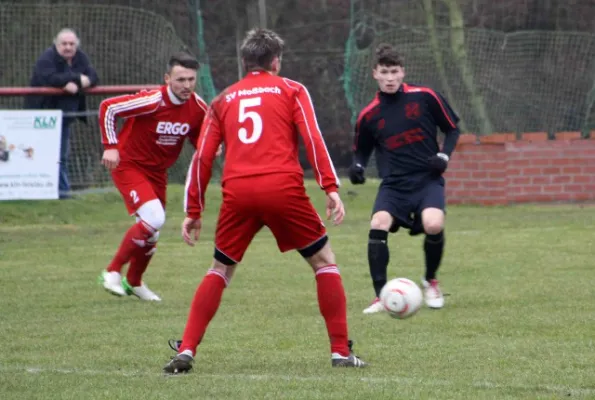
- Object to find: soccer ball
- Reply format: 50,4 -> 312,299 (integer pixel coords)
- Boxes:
379,278 -> 423,319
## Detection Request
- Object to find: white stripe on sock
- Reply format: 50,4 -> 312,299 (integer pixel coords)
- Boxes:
207,269 -> 229,286
179,350 -> 194,358
315,265 -> 340,276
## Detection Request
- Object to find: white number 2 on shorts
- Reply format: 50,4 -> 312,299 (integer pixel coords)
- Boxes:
130,190 -> 140,204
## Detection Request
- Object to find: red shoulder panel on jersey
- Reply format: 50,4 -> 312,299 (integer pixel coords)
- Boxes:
402,83 -> 456,129
192,92 -> 208,112
353,94 -> 380,151
355,94 -> 381,132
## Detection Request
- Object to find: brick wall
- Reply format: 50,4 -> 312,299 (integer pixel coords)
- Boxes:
445,132 -> 595,205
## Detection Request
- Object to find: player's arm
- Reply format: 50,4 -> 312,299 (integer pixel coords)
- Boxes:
427,91 -> 461,174
430,91 -> 461,156
349,113 -> 375,184
182,106 -> 222,245
183,107 -> 223,221
98,90 -> 161,149
98,90 -> 162,169
292,84 -> 340,194
353,114 -> 375,168
187,93 -> 209,149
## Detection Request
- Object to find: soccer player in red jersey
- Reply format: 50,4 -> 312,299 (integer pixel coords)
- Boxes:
162,29 -> 367,373
97,52 -> 208,301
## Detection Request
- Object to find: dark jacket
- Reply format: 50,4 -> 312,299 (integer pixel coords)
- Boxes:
24,45 -> 99,123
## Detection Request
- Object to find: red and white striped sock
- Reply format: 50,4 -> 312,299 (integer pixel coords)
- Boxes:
315,264 -> 350,357
179,269 -> 229,356
107,221 -> 154,273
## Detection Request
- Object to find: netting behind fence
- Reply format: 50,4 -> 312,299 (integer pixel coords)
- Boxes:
3,0 -> 595,190
344,5 -> 595,137
0,3 -> 216,189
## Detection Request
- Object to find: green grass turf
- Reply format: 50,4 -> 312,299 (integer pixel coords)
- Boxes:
1,180 -> 594,399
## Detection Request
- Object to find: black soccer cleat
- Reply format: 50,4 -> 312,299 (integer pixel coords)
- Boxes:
163,353 -> 194,375
331,339 -> 368,368
332,353 -> 368,368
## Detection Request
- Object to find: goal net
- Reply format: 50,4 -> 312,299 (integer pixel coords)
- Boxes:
343,0 -> 595,138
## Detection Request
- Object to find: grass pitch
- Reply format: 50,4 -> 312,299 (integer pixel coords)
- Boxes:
1,180 -> 594,399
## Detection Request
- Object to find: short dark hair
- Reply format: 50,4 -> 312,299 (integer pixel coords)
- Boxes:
240,28 -> 285,72
374,43 -> 403,67
167,51 -> 199,72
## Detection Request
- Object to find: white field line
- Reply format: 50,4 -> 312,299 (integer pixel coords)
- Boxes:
0,365 -> 593,396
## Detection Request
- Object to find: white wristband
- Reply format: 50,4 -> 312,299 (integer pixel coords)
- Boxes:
437,153 -> 449,162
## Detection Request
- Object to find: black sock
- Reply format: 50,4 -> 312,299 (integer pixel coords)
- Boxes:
368,229 -> 389,297
424,231 -> 444,281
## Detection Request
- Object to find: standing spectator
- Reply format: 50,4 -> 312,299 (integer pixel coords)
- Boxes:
25,28 -> 99,199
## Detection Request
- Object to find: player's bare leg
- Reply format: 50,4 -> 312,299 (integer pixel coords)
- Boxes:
163,259 -> 234,374
304,239 -> 367,367
364,211 -> 393,314
421,207 -> 445,309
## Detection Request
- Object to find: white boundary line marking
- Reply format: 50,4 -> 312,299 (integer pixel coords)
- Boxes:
0,365 -> 593,396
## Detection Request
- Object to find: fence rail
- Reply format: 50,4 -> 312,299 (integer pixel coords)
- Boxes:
0,85 -> 195,190
0,85 -> 161,96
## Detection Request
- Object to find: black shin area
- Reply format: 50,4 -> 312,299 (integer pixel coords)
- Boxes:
424,231 -> 444,281
368,229 -> 389,297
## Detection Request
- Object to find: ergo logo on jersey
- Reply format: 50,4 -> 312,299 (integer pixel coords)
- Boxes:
156,121 -> 190,135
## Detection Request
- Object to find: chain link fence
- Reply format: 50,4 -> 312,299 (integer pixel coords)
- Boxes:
1,0 -> 594,188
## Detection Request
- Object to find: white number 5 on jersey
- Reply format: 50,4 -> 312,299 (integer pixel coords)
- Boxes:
238,97 -> 262,144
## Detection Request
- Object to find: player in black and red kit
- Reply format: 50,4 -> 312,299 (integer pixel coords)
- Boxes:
349,44 -> 461,313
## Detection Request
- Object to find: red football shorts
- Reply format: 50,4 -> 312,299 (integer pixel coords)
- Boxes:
111,163 -> 166,215
214,173 -> 327,263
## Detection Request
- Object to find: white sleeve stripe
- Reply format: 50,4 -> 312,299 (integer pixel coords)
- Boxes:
104,93 -> 161,144
294,98 -> 323,187
282,78 -> 340,188
183,153 -> 196,213
104,94 -> 160,144
297,81 -> 340,187
282,78 -> 322,186
103,92 -> 162,144
195,114 -> 214,212
193,93 -> 208,113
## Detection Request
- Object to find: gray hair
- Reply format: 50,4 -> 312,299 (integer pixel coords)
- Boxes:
54,28 -> 80,46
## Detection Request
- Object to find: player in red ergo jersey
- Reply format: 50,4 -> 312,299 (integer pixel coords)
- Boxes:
97,52 -> 214,301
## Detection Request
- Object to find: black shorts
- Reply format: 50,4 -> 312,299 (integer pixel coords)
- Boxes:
372,179 -> 445,233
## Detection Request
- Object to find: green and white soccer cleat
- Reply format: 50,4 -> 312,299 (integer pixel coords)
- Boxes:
121,277 -> 162,301
99,271 -> 127,297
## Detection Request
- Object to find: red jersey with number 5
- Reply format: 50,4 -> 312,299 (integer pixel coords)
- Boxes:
98,85 -> 207,172
184,70 -> 339,219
